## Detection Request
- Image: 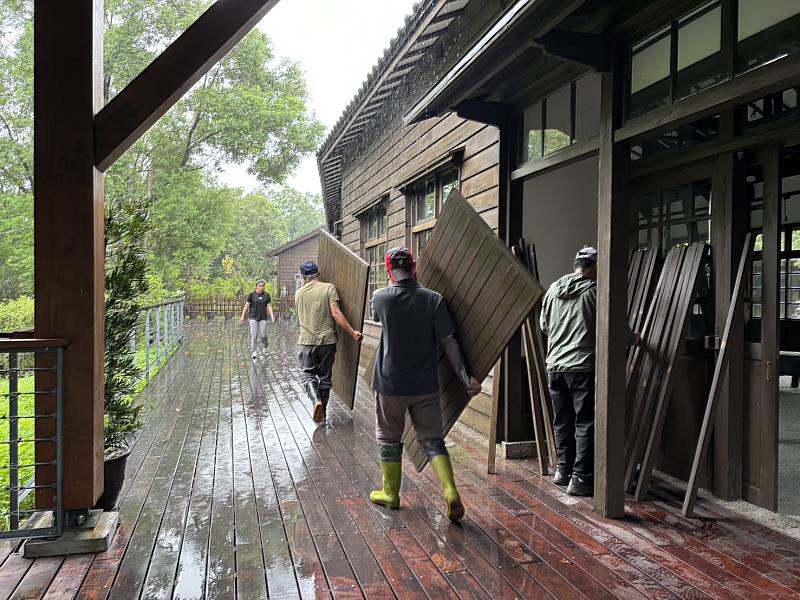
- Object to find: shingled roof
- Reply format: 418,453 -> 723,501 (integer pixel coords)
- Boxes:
316,0 -> 470,231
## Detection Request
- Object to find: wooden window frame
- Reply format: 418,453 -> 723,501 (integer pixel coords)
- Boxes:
358,198 -> 389,321
625,0 -> 800,121
405,164 -> 460,259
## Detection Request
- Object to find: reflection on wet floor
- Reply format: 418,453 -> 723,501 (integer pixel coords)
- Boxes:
6,320 -> 800,599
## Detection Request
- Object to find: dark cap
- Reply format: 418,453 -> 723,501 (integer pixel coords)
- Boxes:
299,261 -> 319,276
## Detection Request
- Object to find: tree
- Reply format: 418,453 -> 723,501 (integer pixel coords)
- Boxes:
275,188 -> 326,241
0,0 -> 325,299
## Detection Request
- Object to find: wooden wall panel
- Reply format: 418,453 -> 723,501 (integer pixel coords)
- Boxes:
276,236 -> 319,298
317,230 -> 370,410
403,191 -> 544,471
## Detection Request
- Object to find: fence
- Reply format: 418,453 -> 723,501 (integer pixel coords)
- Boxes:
0,338 -> 65,539
130,298 -> 185,384
185,295 -> 294,319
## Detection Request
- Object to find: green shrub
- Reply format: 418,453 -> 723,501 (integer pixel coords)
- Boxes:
0,296 -> 34,333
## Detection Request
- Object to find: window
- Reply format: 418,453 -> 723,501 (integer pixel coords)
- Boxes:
521,72 -> 602,163
749,148 -> 800,321
740,87 -> 799,129
408,166 -> 459,259
359,201 -> 388,319
635,178 -> 712,252
737,0 -> 800,74
630,114 -> 720,162
628,1 -> 800,119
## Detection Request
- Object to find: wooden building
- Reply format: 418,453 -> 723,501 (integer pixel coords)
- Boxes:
270,229 -> 321,304
318,0 -> 800,517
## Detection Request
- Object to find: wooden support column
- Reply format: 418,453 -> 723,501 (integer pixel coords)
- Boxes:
35,0 -> 105,509
456,100 -> 533,445
595,54 -> 630,518
712,151 -> 745,500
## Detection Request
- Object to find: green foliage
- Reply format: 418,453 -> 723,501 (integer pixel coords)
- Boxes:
0,296 -> 33,332
104,197 -> 149,455
0,0 -> 325,304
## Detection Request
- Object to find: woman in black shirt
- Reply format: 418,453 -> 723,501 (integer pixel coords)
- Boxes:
240,279 -> 275,359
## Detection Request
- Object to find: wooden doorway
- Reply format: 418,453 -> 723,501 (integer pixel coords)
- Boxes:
740,146 -> 781,511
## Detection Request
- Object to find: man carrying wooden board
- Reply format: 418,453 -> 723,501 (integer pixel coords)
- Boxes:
295,260 -> 363,424
368,247 -> 481,521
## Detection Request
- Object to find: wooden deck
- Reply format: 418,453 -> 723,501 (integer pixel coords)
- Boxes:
2,321 -> 800,599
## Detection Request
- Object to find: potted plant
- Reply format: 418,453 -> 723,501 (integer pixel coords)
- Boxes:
95,198 -> 148,511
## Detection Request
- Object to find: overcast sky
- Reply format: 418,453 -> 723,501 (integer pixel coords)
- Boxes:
221,0 -> 418,196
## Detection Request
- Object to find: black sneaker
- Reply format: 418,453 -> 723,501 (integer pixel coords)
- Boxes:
567,475 -> 593,496
553,467 -> 572,486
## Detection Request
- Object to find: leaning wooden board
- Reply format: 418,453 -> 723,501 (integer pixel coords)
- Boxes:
317,229 -> 370,410
404,191 -> 544,471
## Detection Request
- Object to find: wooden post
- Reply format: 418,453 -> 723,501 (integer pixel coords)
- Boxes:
712,151 -> 744,500
34,0 -> 105,509
594,53 -> 630,518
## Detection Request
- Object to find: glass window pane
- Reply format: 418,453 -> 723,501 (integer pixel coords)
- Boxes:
632,31 -> 671,93
786,195 -> 800,226
753,259 -> 763,274
744,89 -> 798,126
544,85 -> 572,155
440,169 -> 459,205
693,180 -> 711,215
575,73 -> 601,141
522,102 -> 542,162
789,305 -> 800,319
678,5 -> 721,71
692,219 -> 710,243
638,191 -> 660,225
737,0 -> 800,73
738,0 -> 800,41
664,224 -> 690,248
752,303 -> 762,318
417,179 -> 435,222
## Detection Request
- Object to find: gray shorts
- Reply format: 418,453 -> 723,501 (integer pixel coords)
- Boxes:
375,392 -> 443,444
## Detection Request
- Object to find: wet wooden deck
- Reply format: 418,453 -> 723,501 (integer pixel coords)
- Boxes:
2,321 -> 800,599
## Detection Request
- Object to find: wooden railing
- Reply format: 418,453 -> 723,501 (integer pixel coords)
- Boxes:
185,295 -> 295,319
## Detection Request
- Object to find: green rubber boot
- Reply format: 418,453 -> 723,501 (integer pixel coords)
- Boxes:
430,454 -> 465,522
370,461 -> 402,509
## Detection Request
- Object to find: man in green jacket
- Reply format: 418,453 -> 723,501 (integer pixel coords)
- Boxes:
540,246 -> 598,497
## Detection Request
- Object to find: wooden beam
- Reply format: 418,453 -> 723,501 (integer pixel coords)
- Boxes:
35,0 -> 105,509
532,29 -> 612,72
684,234 -> 752,516
594,51 -> 629,518
95,0 -> 279,171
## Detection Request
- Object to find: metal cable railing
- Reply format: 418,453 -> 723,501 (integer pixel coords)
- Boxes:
0,339 -> 65,539
129,297 -> 185,383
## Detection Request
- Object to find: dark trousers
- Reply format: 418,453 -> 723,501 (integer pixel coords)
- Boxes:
298,344 -> 337,395
547,371 -> 595,478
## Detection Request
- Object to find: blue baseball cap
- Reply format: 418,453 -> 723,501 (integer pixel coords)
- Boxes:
299,261 -> 319,276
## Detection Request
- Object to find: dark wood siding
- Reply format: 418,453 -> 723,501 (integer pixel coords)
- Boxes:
275,235 -> 320,303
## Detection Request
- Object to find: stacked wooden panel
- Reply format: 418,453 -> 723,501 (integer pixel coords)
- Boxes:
405,191 -> 544,471
317,229 -> 370,410
624,243 -> 709,499
512,241 -> 557,476
628,248 -> 662,338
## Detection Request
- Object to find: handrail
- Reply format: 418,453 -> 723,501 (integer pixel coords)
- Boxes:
0,339 -> 69,350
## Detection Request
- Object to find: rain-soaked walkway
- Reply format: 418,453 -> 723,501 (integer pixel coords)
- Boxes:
3,321 -> 800,599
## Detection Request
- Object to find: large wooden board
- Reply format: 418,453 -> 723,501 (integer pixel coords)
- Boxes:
404,191 -> 545,471
317,229 -> 370,410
